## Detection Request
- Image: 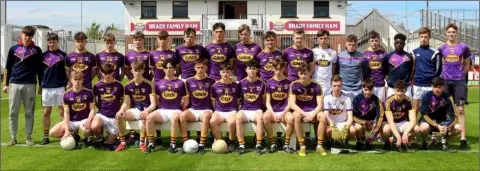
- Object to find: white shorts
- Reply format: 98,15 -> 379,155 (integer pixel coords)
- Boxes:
127,108 -> 142,120
188,109 -> 213,121
215,111 -> 236,119
42,87 -> 65,107
239,110 -> 262,122
273,112 -> 284,118
97,114 -> 119,134
342,89 -> 362,101
394,121 -> 409,133
387,86 -> 413,99
373,86 -> 386,101
333,121 -> 348,130
69,119 -> 87,131
154,109 -> 181,122
413,85 -> 432,100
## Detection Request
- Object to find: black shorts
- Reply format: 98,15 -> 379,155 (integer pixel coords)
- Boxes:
444,80 -> 467,106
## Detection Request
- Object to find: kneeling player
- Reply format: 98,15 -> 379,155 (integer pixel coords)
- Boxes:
209,63 -> 239,153
383,80 -> 419,152
115,61 -> 156,152
91,63 -> 124,150
180,58 -> 216,154
263,58 -> 294,153
418,77 -> 461,151
289,63 -> 323,156
49,71 -> 94,148
352,78 -> 384,150
236,60 -> 267,155
147,59 -> 189,153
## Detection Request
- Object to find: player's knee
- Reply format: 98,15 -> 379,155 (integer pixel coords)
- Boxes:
354,123 -> 363,131
293,112 -> 302,120
285,114 -> 294,123
179,112 -> 188,122
457,106 -> 465,114
454,124 -> 462,132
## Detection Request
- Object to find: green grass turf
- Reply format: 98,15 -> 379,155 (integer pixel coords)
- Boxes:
0,87 -> 478,170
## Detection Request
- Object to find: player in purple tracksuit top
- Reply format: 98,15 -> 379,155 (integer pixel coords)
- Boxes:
256,31 -> 283,81
282,29 -> 314,82
96,33 -> 125,82
362,31 -> 388,101
175,28 -> 208,81
234,24 -> 262,81
150,31 -> 178,83
66,32 -> 97,90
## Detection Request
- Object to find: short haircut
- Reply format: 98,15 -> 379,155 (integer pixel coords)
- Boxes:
418,27 -> 431,36
432,77 -> 445,87
47,33 -> 59,41
368,30 -> 380,39
212,22 -> 225,31
361,78 -> 374,90
220,62 -> 233,71
238,24 -> 251,34
445,23 -> 458,31
394,33 -> 406,41
331,75 -> 342,83
298,63 -> 311,74
70,71 -> 84,80
74,32 -> 87,40
346,34 -> 358,43
161,58 -> 177,69
194,58 -> 208,66
264,31 -> 277,39
132,61 -> 145,70
103,33 -> 116,42
157,30 -> 169,40
184,28 -> 196,36
293,28 -> 305,35
316,29 -> 330,37
245,60 -> 260,69
271,57 -> 286,69
22,26 -> 36,37
132,31 -> 145,40
394,80 -> 406,90
100,63 -> 115,75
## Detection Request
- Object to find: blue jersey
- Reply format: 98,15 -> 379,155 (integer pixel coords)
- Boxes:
352,93 -> 384,134
336,50 -> 365,91
383,50 -> 414,88
41,49 -> 68,88
412,46 -> 441,86
420,91 -> 458,127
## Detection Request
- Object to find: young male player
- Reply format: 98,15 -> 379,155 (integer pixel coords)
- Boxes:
362,31 -> 387,101
91,63 -> 124,150
176,28 -> 208,81
180,58 -> 216,154
255,31 -> 282,81
336,35 -> 365,101
234,24 -> 262,81
40,32 -> 68,145
282,28 -> 314,82
235,60 -> 266,155
115,61 -> 156,152
289,63 -> 323,156
312,29 -> 337,95
125,31 -> 152,81
66,32 -> 97,90
205,22 -> 235,81
383,33 -> 414,98
209,63 -> 240,153
150,30 -> 177,83
96,33 -> 125,82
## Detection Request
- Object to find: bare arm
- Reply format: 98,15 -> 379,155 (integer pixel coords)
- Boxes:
63,105 -> 71,133
386,111 -> 401,140
464,58 -> 471,76
288,94 -> 305,115
266,94 -> 274,113
346,111 -> 354,126
145,94 -> 157,113
182,96 -> 189,111
403,110 -> 417,136
311,95 -> 323,116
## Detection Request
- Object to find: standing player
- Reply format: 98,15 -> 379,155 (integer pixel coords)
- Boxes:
383,80 -> 418,152
438,23 -> 472,148
383,33 -> 414,98
151,30 -> 177,83
289,63 -> 323,156
209,63 -> 240,153
115,61 -> 156,152
235,60 -> 266,155
49,71 -> 94,148
96,33 -> 125,82
336,35 -> 365,101
362,31 -> 388,101
176,28 -> 208,81
66,32 -> 97,90
125,31 -> 152,81
205,22 -> 235,81
282,28 -> 314,82
255,31 -> 282,81
234,24 -> 262,81
179,58 -> 216,154
418,77 -> 461,151
312,29 -> 337,95
91,63 -> 124,150
146,59 -> 189,153
3,26 -> 43,146
40,33 -> 68,145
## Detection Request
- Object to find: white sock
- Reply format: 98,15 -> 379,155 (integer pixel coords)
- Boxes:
441,137 -> 447,144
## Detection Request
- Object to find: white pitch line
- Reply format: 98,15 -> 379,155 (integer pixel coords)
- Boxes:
1,97 -> 8,100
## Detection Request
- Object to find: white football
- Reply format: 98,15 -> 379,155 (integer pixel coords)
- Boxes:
60,136 -> 76,150
183,139 -> 199,153
212,140 -> 228,154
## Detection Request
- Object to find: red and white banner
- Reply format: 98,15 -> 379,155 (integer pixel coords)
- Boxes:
268,19 -> 343,34
128,20 -> 200,35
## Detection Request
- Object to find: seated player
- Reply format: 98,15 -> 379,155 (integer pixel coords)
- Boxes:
236,60 -> 267,155
383,80 -> 419,152
417,77 -> 461,151
289,63 -> 323,156
180,58 -> 216,154
352,78 -> 384,150
146,59 -> 189,154
209,62 -> 239,153
115,61 -> 156,152
49,71 -> 94,148
91,63 -> 124,150
319,75 -> 355,155
263,58 -> 294,153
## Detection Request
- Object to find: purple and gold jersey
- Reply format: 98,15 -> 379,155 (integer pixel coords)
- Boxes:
125,79 -> 155,111
93,81 -> 124,118
363,48 -> 387,87
255,50 -> 282,81
96,51 -> 125,81
155,79 -> 187,110
438,42 -> 473,80
282,47 -> 314,81
205,42 -> 235,81
290,81 -> 322,112
150,49 -> 177,83
175,45 -> 207,79
125,50 -> 152,81
239,79 -> 266,110
63,88 -> 94,121
266,78 -> 290,112
211,82 -> 240,112
234,43 -> 262,80
66,51 -> 97,89
385,95 -> 414,123
186,76 -> 216,110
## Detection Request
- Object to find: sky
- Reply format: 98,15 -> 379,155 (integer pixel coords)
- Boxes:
5,1 -> 479,33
